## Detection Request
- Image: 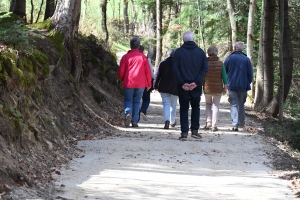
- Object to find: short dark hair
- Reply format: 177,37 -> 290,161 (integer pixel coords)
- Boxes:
138,45 -> 144,52
130,37 -> 140,49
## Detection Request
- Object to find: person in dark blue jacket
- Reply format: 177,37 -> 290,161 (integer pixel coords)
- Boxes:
172,31 -> 208,141
224,41 -> 253,131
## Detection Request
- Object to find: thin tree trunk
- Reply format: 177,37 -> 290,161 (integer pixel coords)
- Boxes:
30,0 -> 34,24
123,0 -> 129,34
278,0 -> 284,122
130,0 -> 137,36
35,0 -> 44,23
100,0 -> 109,42
197,0 -> 205,50
266,0 -> 293,118
227,0 -> 236,51
246,0 -> 256,99
254,0 -> 264,110
263,0 -> 275,105
155,0 -> 162,69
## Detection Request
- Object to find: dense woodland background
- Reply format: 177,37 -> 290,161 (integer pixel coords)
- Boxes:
0,1 -> 300,194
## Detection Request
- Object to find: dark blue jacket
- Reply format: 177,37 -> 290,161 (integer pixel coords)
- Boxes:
153,57 -> 178,96
224,52 -> 253,91
172,41 -> 208,88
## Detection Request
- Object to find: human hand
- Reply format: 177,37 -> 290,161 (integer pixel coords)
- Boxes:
182,83 -> 190,91
146,87 -> 151,91
189,82 -> 197,90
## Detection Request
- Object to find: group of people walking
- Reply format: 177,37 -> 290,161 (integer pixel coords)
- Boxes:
118,31 -> 253,141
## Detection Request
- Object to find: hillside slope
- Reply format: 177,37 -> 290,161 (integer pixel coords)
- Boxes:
0,13 -> 125,199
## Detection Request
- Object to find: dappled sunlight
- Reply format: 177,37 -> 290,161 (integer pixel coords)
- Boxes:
74,162 -> 291,199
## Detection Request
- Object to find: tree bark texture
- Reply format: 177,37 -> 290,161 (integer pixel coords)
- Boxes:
44,0 -> 55,20
155,0 -> 162,69
254,1 -> 264,110
262,0 -> 275,105
100,0 -> 109,42
9,0 -> 26,21
266,0 -> 293,118
247,0 -> 256,98
130,0 -> 137,36
35,0 -> 44,23
123,0 -> 129,34
51,0 -> 82,81
227,0 -> 236,51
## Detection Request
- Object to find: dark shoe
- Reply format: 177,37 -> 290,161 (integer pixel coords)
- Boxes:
179,133 -> 188,141
164,120 -> 170,129
140,112 -> 148,121
191,130 -> 202,139
232,126 -> 238,131
125,114 -> 131,127
203,121 -> 212,129
171,121 -> 176,127
132,122 -> 138,127
211,127 -> 218,131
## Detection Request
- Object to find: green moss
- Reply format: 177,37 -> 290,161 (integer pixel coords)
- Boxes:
29,18 -> 52,31
3,106 -> 25,132
99,64 -> 106,72
0,12 -> 24,26
47,31 -> 64,56
89,86 -> 105,104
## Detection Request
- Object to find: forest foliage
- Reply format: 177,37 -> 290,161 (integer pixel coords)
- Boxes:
0,0 -> 300,149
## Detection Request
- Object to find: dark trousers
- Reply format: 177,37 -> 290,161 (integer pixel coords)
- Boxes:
178,86 -> 201,133
140,89 -> 151,114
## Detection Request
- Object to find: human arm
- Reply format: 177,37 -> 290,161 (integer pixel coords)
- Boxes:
118,55 -> 126,81
221,65 -> 227,94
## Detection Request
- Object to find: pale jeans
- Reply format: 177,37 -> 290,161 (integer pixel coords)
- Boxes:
205,94 -> 222,127
228,89 -> 247,127
160,92 -> 178,124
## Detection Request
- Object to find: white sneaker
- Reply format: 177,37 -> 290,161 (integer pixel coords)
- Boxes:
125,114 -> 131,127
140,112 -> 148,121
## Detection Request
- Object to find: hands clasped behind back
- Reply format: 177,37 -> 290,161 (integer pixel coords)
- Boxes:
182,83 -> 197,91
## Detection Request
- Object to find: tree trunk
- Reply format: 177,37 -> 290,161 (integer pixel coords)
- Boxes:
44,0 -> 56,20
100,0 -> 109,42
254,0 -> 264,110
123,0 -> 129,34
197,0 -> 205,50
155,0 -> 162,69
130,0 -> 137,36
35,0 -> 44,23
246,0 -> 256,98
266,0 -> 293,118
262,0 -> 275,105
30,0 -> 34,24
227,0 -> 236,51
51,0 -> 82,81
10,0 -> 26,22
162,5 -> 171,36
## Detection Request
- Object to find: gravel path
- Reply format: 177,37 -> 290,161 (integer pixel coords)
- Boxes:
54,93 -> 296,200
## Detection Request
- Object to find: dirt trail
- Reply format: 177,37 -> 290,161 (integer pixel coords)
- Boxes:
54,93 -> 296,200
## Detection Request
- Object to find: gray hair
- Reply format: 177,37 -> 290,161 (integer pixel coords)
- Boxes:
167,48 -> 176,57
130,37 -> 140,49
182,31 -> 194,42
207,45 -> 218,56
234,41 -> 244,51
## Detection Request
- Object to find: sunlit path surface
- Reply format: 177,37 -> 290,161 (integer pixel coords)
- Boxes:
54,93 -> 296,200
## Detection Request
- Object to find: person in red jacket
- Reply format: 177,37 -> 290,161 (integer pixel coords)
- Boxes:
118,37 -> 152,127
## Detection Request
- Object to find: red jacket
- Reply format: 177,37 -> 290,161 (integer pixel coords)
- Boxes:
118,49 -> 152,88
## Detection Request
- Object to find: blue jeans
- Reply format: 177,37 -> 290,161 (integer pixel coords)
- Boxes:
228,89 -> 247,126
124,88 -> 145,123
160,93 -> 178,124
178,86 -> 201,133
